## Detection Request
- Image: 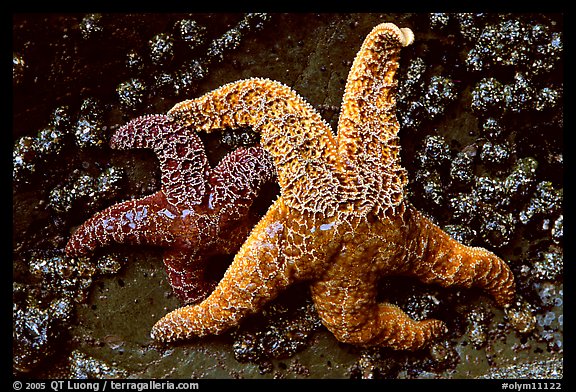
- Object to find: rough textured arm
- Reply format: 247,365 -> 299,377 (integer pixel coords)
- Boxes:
112,114 -> 210,209
336,23 -> 413,216
168,78 -> 349,217
65,191 -> 176,256
401,205 -> 516,307
151,198 -> 294,342
162,249 -> 216,305
208,146 -> 276,224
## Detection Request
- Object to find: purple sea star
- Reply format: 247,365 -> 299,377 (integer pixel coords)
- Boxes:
66,114 -> 276,304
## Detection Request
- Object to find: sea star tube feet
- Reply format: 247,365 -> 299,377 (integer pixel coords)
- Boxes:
66,114 -> 276,305
155,22 -> 516,350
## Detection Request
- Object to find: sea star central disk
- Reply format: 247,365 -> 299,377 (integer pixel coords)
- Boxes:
151,22 -> 515,350
66,114 -> 276,304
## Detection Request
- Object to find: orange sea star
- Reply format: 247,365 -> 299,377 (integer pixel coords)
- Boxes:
66,114 -> 275,304
151,22 -> 516,350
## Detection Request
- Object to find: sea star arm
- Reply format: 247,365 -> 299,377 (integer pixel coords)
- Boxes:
310,202 -> 515,350
160,147 -> 276,305
208,146 -> 276,224
311,274 -> 446,350
336,23 -> 413,216
65,191 -> 177,256
151,199 -> 294,342
163,249 -> 216,305
112,114 -> 210,209
168,78 -> 348,217
400,205 -> 516,307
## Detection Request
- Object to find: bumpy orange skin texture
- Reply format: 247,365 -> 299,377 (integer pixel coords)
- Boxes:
152,23 -> 516,350
66,115 -> 276,305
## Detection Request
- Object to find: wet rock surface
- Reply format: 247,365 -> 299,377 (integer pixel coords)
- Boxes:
13,13 -> 562,379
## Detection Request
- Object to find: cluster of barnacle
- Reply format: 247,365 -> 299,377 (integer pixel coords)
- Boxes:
399,14 -> 562,252
68,350 -> 129,379
230,287 -> 322,375
48,166 -> 124,215
349,13 -> 562,379
13,246 -> 126,372
349,347 -> 403,379
13,251 -> 124,375
409,131 -> 562,251
13,283 -> 73,374
81,12 -> 271,104
13,102 -> 106,185
397,58 -> 458,132
427,12 -> 562,361
12,102 -> 126,375
14,14 -> 272,184
113,13 -> 271,110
